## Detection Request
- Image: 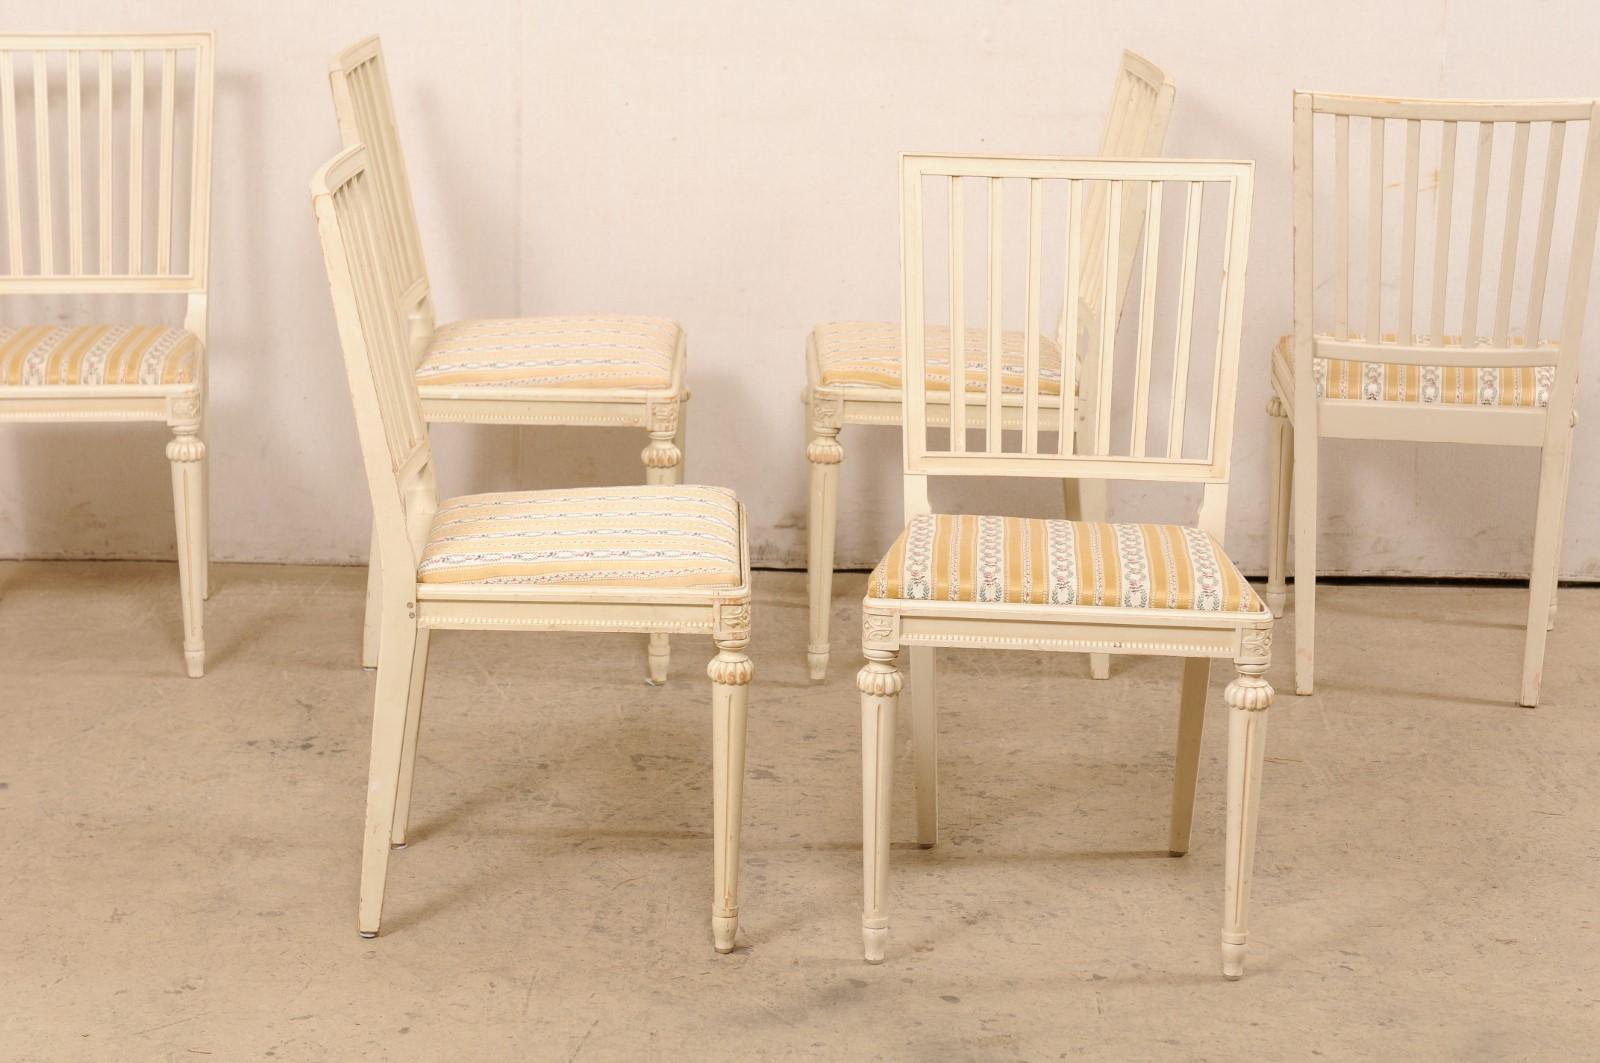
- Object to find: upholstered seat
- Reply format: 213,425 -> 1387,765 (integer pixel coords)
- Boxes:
0,324 -> 200,387
1273,334 -> 1553,408
869,513 -> 1263,612
418,484 -> 743,588
416,315 -> 680,391
815,321 -> 1066,395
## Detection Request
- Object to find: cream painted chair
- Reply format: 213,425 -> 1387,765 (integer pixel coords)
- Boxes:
311,145 -> 753,951
804,50 -> 1176,682
329,36 -> 688,680
859,154 -> 1272,978
0,33 -> 213,677
1267,94 -> 1600,706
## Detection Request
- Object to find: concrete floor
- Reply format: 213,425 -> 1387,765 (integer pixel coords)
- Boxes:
1,561 -> 1596,1061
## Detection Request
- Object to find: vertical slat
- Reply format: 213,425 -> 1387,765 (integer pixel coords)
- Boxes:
1428,121 -> 1458,345
67,51 -> 82,274
1461,121 -> 1496,340
1525,121 -> 1566,341
1366,116 -> 1384,341
901,161 -> 928,469
1334,114 -> 1350,336
1058,179 -> 1081,456
985,177 -> 1002,452
1167,181 -> 1204,458
1022,178 -> 1043,451
127,49 -> 144,273
98,51 -> 111,272
1095,182 -> 1121,457
32,53 -> 52,275
1492,121 -> 1531,346
948,176 -> 964,453
0,53 -> 22,272
1397,119 -> 1421,341
1207,176 -> 1244,463
156,48 -> 175,273
189,41 -> 214,285
1130,181 -> 1162,457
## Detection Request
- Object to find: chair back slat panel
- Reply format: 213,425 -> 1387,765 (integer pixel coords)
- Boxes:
1294,94 -> 1600,399
328,37 -> 432,338
0,33 -> 212,291
902,155 -> 1253,489
311,146 -> 434,572
946,177 -> 966,452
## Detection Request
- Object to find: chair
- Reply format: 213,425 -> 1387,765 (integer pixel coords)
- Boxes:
804,50 -> 1176,682
310,144 -> 753,950
1267,94 -> 1600,706
859,154 -> 1272,978
0,33 -> 214,676
329,36 -> 688,680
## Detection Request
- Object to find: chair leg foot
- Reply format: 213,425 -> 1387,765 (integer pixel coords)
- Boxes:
863,922 -> 888,964
713,913 -> 738,954
358,929 -> 378,940
1221,937 -> 1247,980
184,646 -> 205,678
807,647 -> 829,681
1264,590 -> 1286,619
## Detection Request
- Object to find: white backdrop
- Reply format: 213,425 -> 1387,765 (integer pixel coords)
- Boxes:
3,0 -> 1599,580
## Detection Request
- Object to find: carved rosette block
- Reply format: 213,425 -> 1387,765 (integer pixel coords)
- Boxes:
713,599 -> 752,646
807,395 -> 844,464
165,392 -> 205,462
642,399 -> 683,470
861,610 -> 897,652
1225,626 -> 1274,712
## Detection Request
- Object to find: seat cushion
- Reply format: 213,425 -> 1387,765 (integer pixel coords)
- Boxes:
0,324 -> 199,387
417,315 -> 680,391
815,321 -> 1064,395
870,514 -> 1264,612
418,484 -> 742,589
1275,335 -> 1553,408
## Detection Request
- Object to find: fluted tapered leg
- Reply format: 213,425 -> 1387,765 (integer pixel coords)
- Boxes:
167,408 -> 206,679
709,638 -> 752,953
909,646 -> 938,848
1169,657 -> 1211,856
806,397 -> 843,681
1265,397 -> 1292,618
1221,636 -> 1273,979
859,649 -> 902,963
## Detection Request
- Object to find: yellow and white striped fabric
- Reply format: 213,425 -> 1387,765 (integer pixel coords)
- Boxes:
1278,335 -> 1554,408
417,315 -> 680,391
0,324 -> 199,387
814,321 -> 1065,395
870,514 -> 1264,612
418,484 -> 742,589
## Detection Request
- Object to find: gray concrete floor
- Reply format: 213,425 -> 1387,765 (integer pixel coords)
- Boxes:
1,561 -> 1596,1061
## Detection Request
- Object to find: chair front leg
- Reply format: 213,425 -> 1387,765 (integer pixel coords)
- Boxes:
1168,657 -> 1211,856
708,633 -> 752,954
806,395 -> 844,680
1265,397 -> 1292,618
359,608 -> 423,938
908,645 -> 938,848
389,627 -> 431,849
1292,408 -> 1318,695
1221,633 -> 1274,979
859,648 -> 902,963
166,399 -> 206,678
643,401 -> 685,684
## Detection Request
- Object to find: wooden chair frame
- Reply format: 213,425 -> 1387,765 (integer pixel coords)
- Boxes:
860,154 -> 1273,978
312,144 -> 753,950
804,50 -> 1177,683
0,32 -> 215,677
329,36 -> 689,678
1267,93 -> 1600,706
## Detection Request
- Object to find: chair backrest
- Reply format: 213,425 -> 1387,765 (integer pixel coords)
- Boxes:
1292,93 -> 1600,414
327,36 -> 433,347
900,154 -> 1254,534
311,144 -> 436,584
1069,50 -> 1178,344
0,33 -> 213,304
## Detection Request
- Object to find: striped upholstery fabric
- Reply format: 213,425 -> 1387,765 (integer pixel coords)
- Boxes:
418,485 -> 742,589
815,321 -> 1065,395
870,514 -> 1264,612
0,325 -> 199,387
417,315 -> 680,391
1277,335 -> 1553,408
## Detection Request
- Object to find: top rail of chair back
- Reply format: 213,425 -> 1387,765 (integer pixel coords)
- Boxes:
898,153 -> 1254,486
0,33 -> 214,294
